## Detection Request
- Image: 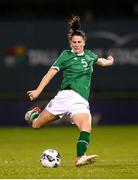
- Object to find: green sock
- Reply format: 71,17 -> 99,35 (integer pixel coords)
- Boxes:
30,112 -> 39,123
77,131 -> 90,157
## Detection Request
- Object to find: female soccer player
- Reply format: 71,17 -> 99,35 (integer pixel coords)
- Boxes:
25,16 -> 114,167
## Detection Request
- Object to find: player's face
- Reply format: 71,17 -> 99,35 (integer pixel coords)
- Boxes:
70,35 -> 85,54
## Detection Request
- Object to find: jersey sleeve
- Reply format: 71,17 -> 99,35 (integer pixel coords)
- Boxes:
93,53 -> 98,63
89,50 -> 98,63
51,50 -> 67,71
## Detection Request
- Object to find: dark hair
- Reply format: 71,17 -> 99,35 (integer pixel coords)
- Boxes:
68,15 -> 86,41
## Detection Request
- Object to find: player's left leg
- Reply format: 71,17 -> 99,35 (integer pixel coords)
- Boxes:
72,113 -> 98,167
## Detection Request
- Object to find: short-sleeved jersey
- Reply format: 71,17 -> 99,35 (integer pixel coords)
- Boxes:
52,49 -> 98,100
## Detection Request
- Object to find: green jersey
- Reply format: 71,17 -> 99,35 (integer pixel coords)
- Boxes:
52,49 -> 98,100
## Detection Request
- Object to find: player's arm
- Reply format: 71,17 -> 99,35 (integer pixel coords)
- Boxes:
27,68 -> 58,101
95,55 -> 114,67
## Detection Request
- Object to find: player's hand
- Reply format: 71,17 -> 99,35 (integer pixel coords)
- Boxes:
27,90 -> 40,101
107,55 -> 114,64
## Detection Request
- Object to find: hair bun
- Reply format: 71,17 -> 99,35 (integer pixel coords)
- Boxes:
68,16 -> 81,33
68,15 -> 86,41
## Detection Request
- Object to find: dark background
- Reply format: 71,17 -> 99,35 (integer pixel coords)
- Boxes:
0,0 -> 138,21
0,0 -> 138,125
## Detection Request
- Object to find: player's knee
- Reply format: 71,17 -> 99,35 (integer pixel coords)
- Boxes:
81,120 -> 92,132
80,125 -> 91,133
86,126 -> 92,133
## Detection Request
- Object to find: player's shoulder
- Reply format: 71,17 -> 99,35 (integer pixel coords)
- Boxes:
85,49 -> 96,55
62,49 -> 73,54
60,49 -> 74,57
85,49 -> 98,62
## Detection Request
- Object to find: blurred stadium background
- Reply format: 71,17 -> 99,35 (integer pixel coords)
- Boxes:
0,0 -> 138,126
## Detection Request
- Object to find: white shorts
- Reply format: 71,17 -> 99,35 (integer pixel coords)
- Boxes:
46,90 -> 91,118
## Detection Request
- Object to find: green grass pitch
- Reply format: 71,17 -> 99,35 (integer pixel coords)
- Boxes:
0,125 -> 138,179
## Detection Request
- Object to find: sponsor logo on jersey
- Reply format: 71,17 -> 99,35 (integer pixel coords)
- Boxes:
74,57 -> 78,60
85,55 -> 92,61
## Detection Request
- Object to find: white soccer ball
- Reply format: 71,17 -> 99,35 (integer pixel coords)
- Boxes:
40,149 -> 61,168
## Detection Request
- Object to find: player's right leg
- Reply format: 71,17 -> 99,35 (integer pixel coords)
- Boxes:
25,107 -> 59,129
25,107 -> 41,124
32,108 -> 58,129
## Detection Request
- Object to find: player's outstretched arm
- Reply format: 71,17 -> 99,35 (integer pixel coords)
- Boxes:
96,55 -> 114,67
27,68 -> 58,101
